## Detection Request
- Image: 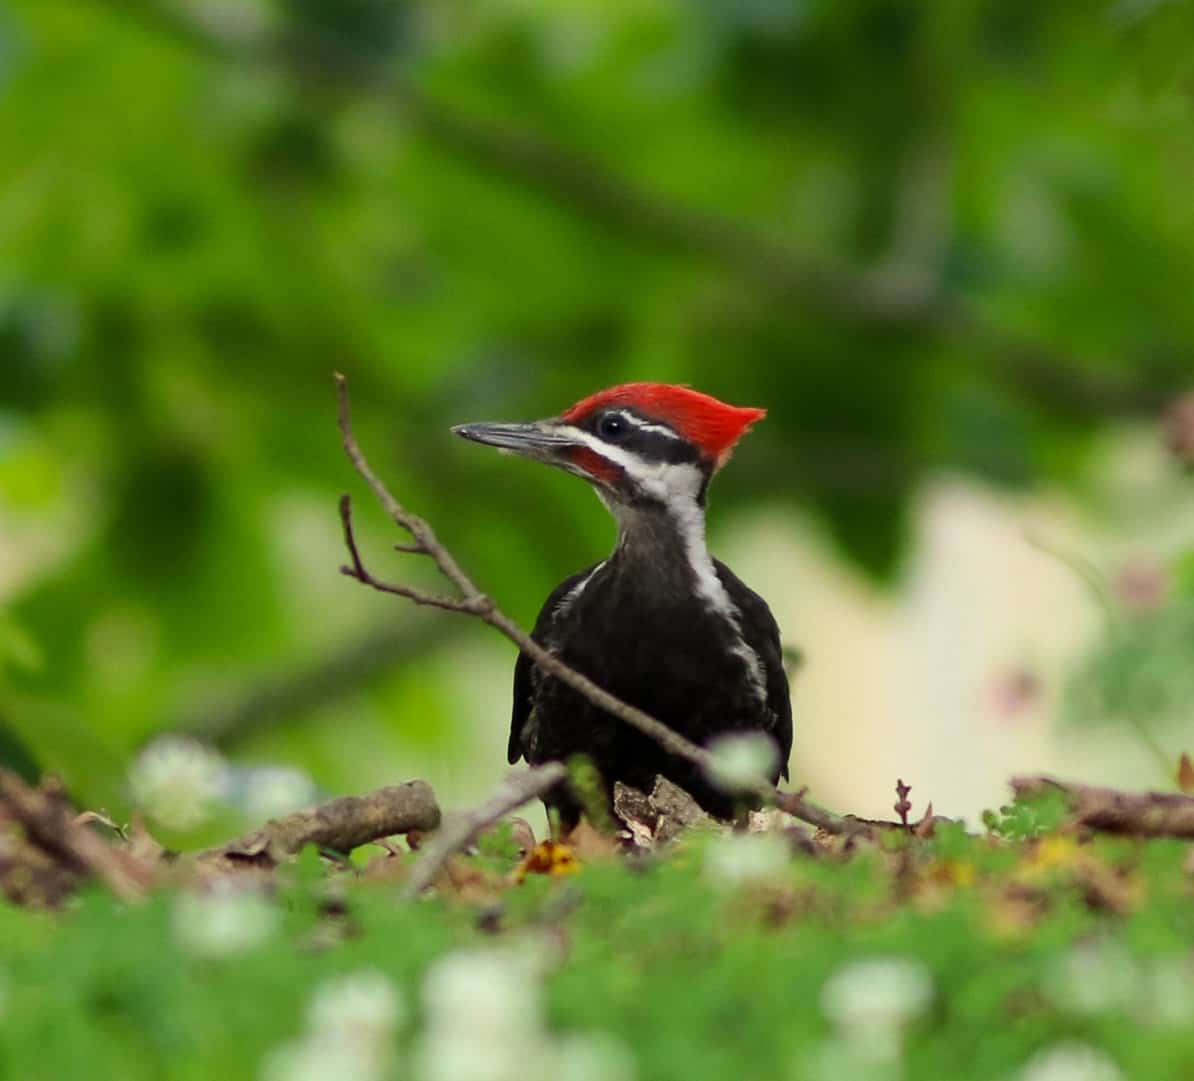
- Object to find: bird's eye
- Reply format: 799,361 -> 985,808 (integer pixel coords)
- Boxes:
597,413 -> 626,440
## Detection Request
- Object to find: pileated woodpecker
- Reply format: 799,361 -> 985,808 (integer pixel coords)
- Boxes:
454,383 -> 792,827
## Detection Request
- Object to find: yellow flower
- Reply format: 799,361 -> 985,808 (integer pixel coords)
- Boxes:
514,841 -> 582,883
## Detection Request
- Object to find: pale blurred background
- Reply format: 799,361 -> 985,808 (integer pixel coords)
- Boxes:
1,0 -> 1192,828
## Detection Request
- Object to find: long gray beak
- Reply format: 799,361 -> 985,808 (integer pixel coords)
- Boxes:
451,420 -> 575,458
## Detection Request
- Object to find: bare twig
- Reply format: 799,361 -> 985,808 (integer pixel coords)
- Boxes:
0,772 -> 152,903
894,778 -> 913,831
403,764 -> 568,898
1178,753 -> 1194,794
1011,775 -> 1194,839
339,495 -> 478,613
334,374 -> 873,839
336,375 -> 714,766
774,791 -> 876,838
194,779 -> 442,874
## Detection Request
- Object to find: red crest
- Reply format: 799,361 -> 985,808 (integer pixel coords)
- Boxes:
561,383 -> 766,467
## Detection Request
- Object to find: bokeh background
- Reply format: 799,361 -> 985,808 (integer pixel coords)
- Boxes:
2,0 -> 1193,827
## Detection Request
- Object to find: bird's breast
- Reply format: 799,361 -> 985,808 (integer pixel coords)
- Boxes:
550,576 -> 763,713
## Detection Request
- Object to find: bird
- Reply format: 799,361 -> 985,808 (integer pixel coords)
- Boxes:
453,382 -> 792,830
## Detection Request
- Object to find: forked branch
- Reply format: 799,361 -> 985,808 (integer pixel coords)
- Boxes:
339,495 -> 479,613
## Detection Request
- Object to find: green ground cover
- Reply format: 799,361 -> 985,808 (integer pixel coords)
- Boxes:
1,793 -> 1190,1081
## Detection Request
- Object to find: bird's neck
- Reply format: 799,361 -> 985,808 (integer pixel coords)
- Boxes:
607,497 -> 714,594
593,493 -> 765,705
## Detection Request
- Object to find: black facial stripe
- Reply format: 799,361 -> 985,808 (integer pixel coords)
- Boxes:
583,409 -> 701,466
623,427 -> 700,465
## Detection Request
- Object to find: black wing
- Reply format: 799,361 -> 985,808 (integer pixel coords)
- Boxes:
509,564 -> 601,764
714,560 -> 794,781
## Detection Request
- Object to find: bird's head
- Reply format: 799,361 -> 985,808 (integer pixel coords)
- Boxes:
453,383 -> 766,511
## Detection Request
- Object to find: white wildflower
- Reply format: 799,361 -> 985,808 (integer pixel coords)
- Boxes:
130,735 -> 228,831
805,1037 -> 902,1081
704,732 -> 779,794
1139,956 -> 1194,1028
553,1032 -> 637,1081
242,766 -> 319,823
308,970 -> 404,1050
703,831 -> 789,888
416,945 -> 554,1081
173,882 -> 276,959
413,1032 -> 550,1081
261,1036 -> 378,1081
262,971 -> 401,1081
414,946 -> 634,1081
1016,1041 -> 1124,1081
421,947 -> 541,1040
1043,941 -> 1138,1016
820,957 -> 933,1059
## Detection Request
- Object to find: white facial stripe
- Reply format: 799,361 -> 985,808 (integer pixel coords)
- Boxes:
611,410 -> 682,440
556,426 -> 642,475
559,426 -> 701,501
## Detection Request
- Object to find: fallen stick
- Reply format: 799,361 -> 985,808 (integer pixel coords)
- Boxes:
195,779 -> 442,873
402,764 -> 568,898
1011,775 -> 1194,839
0,772 -> 153,903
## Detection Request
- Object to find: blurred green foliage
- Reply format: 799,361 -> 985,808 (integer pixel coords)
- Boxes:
2,813 -> 1194,1080
1068,600 -> 1194,732
981,787 -> 1070,841
1061,554 -> 1194,776
1,0 -> 1193,798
